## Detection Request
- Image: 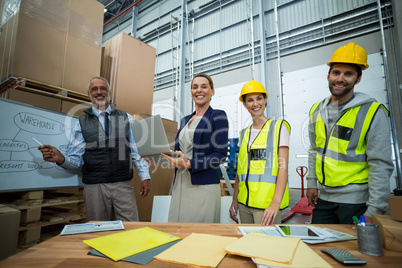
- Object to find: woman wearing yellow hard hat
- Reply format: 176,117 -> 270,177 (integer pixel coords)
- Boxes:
229,80 -> 291,225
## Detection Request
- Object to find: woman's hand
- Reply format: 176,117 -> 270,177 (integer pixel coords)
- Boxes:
261,203 -> 280,226
229,200 -> 239,223
161,151 -> 191,169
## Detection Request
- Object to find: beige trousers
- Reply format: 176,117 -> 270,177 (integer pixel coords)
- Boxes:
84,180 -> 139,221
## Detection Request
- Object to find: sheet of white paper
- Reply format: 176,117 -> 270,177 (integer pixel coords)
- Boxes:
238,226 -> 282,237
60,220 -> 124,235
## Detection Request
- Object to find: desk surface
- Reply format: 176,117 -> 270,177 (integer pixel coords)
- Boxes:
1,222 -> 401,267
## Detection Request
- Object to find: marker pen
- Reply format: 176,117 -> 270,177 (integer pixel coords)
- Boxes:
32,137 -> 43,146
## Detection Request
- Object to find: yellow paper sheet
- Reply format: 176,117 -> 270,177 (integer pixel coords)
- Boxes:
256,241 -> 332,268
154,233 -> 238,268
224,233 -> 300,264
83,226 -> 180,261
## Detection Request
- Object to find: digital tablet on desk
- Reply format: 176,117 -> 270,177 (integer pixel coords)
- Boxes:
275,225 -> 324,240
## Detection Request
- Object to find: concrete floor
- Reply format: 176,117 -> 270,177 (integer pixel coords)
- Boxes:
282,188 -> 313,224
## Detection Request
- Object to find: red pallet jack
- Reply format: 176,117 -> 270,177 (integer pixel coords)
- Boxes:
281,166 -> 314,223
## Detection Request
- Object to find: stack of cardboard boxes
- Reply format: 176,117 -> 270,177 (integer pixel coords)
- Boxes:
372,195 -> 402,253
0,205 -> 20,261
131,114 -> 177,222
0,0 -> 177,225
101,32 -> 156,115
0,0 -> 104,94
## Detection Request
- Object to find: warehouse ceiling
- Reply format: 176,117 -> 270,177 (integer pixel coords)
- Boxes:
97,0 -> 137,25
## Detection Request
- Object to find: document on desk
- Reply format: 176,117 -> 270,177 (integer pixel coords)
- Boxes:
256,240 -> 332,268
238,226 -> 282,237
88,239 -> 181,265
83,227 -> 181,261
302,228 -> 356,244
224,233 -> 300,264
60,220 -> 124,235
154,233 -> 238,268
238,225 -> 355,244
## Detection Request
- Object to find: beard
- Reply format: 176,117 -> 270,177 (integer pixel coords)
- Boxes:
90,93 -> 110,108
328,82 -> 354,98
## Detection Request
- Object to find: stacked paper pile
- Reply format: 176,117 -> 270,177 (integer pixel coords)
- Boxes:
155,233 -> 238,267
83,227 -> 180,262
224,233 -> 332,267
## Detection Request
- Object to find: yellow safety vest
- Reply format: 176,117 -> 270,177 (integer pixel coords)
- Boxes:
237,119 -> 290,209
309,101 -> 389,187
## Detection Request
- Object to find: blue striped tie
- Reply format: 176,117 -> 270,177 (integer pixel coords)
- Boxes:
104,112 -> 109,136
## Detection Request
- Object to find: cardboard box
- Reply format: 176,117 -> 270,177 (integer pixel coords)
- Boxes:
372,214 -> 402,252
101,33 -> 156,115
7,89 -> 62,112
62,0 -> 103,93
0,205 -> 21,260
132,163 -> 175,222
0,1 -> 68,86
61,100 -> 90,116
389,196 -> 402,221
131,116 -> 178,221
0,0 -> 103,92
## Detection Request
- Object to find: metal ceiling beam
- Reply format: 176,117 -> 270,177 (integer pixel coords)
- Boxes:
179,0 -> 189,117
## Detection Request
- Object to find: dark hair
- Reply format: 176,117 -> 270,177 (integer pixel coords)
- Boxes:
192,73 -> 214,89
242,93 -> 268,107
328,63 -> 362,79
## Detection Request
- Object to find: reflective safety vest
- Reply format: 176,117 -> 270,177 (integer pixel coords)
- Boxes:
237,119 -> 290,209
309,101 -> 389,187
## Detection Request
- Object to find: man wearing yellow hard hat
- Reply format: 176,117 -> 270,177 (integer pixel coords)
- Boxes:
306,43 -> 394,224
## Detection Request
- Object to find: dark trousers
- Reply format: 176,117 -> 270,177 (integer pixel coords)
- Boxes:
312,198 -> 367,224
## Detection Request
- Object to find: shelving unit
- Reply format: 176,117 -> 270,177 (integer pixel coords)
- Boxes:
1,77 -> 90,251
0,189 -> 85,249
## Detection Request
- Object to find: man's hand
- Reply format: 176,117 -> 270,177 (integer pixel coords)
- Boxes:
307,188 -> 318,207
140,179 -> 150,198
38,145 -> 65,165
362,215 -> 372,223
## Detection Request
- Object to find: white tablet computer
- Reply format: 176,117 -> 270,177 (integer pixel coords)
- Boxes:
275,225 -> 324,240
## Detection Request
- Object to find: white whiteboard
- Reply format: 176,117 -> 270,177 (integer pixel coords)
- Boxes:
0,99 -> 83,192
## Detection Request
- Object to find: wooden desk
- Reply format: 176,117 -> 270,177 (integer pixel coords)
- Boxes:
1,222 -> 401,267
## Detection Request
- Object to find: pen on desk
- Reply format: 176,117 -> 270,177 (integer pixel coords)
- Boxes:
352,216 -> 361,226
32,137 -> 43,146
359,215 -> 366,226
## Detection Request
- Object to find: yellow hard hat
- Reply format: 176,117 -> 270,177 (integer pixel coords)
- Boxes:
239,80 -> 268,102
327,43 -> 369,70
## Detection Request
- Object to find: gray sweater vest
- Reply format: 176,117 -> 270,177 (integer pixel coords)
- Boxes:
79,107 -> 133,184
